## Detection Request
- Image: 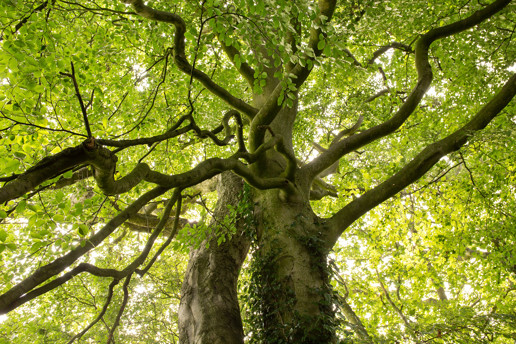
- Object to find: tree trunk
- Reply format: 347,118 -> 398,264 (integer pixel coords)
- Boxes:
178,75 -> 337,343
178,172 -> 251,344
250,190 -> 336,343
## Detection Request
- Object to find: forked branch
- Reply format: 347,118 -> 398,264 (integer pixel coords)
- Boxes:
324,72 -> 516,248
249,0 -> 338,150
122,0 -> 258,118
66,279 -> 119,344
0,186 -> 168,314
300,0 -> 512,187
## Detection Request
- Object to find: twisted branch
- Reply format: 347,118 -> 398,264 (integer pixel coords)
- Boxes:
300,0 -> 513,186
122,0 -> 258,118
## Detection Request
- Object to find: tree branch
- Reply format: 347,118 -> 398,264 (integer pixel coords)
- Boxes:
0,186 -> 168,314
66,279 -> 119,344
60,62 -> 93,139
324,72 -> 516,248
11,0 -> 53,35
135,194 -> 183,277
367,42 -> 414,65
300,0 -> 512,187
340,299 -> 373,343
122,0 -> 258,119
0,128 -> 288,206
376,271 -> 417,340
1,190 -> 180,314
248,0 -> 338,151
217,31 -> 256,85
107,274 -> 132,344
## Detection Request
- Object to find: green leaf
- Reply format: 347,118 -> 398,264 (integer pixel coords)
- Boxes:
317,39 -> 325,51
0,229 -> 7,242
78,224 -> 89,236
234,54 -> 241,69
5,243 -> 16,251
16,200 -> 26,213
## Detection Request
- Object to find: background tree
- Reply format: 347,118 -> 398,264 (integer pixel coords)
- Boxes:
0,0 -> 515,343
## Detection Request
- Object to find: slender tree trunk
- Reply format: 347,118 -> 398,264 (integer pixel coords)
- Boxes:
178,172 -> 251,344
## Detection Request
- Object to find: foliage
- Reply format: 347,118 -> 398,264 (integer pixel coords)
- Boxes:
0,0 -> 515,343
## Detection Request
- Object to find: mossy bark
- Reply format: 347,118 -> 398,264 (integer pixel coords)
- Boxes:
250,190 -> 336,344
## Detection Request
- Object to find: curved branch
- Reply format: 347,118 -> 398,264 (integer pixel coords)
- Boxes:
122,0 -> 258,118
367,42 -> 414,65
300,0 -> 512,187
66,279 -> 119,344
324,72 -> 516,248
0,186 -> 168,314
191,110 -> 245,149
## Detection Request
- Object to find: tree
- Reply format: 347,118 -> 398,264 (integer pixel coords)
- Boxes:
0,0 -> 515,342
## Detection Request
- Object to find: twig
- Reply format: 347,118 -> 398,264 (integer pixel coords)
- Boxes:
66,279 -> 119,344
106,274 -> 132,344
60,62 -> 93,139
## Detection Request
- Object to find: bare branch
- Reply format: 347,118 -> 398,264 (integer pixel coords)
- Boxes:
376,271 -> 417,340
66,279 -> 119,344
136,194 -> 183,277
0,110 -> 86,137
97,115 -> 193,148
107,274 -> 132,344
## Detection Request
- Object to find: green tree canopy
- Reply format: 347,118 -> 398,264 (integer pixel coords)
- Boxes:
0,0 -> 515,343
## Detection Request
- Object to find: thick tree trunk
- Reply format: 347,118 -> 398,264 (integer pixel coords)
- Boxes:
178,75 -> 337,343
251,190 -> 336,344
178,173 -> 251,344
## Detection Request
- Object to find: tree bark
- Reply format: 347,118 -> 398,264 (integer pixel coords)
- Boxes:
251,190 -> 336,343
178,172 -> 251,344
